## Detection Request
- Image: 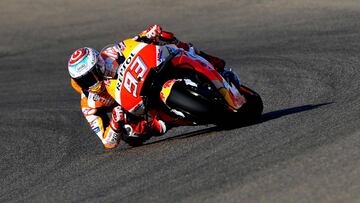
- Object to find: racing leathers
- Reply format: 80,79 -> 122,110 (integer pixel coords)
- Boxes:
71,41 -> 167,149
71,24 -> 240,149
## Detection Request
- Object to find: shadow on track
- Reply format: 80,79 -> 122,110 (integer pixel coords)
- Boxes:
259,102 -> 332,123
144,102 -> 333,146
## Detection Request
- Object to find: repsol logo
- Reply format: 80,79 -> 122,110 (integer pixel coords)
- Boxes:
117,52 -> 135,90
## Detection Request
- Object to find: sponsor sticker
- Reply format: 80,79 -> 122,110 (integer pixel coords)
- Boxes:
119,42 -> 127,51
82,108 -> 97,115
92,94 -> 100,101
92,127 -> 100,133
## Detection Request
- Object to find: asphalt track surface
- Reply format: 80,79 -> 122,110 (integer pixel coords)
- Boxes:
1,0 -> 360,202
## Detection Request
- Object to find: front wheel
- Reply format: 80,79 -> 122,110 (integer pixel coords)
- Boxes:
227,85 -> 263,126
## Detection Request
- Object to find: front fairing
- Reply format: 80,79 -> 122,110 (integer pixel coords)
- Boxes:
105,39 -> 165,115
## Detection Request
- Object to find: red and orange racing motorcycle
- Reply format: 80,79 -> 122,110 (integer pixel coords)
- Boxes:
105,39 -> 263,138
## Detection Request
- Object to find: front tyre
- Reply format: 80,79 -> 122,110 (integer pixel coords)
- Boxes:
234,85 -> 263,123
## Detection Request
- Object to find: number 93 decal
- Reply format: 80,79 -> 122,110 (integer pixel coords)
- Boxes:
123,56 -> 148,97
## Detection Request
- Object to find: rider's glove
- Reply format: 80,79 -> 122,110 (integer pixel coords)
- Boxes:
139,24 -> 163,41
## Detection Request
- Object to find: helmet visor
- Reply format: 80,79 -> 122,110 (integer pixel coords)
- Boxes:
74,64 -> 103,89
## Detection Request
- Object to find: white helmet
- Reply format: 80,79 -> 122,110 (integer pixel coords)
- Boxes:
68,47 -> 105,89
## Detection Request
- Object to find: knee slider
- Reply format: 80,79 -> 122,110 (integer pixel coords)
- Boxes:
103,127 -> 121,149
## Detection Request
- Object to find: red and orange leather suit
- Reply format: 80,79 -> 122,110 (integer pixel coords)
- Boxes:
71,24 -> 226,149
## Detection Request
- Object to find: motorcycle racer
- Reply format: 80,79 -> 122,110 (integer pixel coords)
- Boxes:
68,47 -> 166,149
67,24 -> 241,149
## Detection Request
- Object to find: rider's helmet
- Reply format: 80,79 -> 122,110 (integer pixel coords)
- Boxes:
68,47 -> 105,93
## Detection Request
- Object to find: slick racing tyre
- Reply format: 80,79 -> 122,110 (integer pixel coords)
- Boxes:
235,85 -> 263,123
